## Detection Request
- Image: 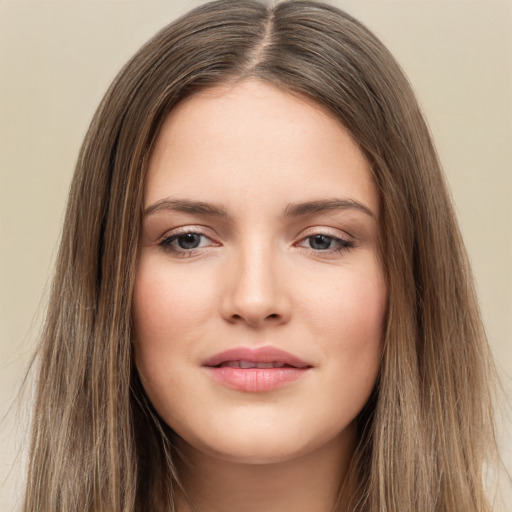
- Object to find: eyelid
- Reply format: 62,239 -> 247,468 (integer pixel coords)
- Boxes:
157,226 -> 221,257
293,226 -> 357,253
297,226 -> 354,241
157,224 -> 218,242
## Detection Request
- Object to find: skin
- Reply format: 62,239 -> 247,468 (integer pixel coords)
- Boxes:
132,79 -> 387,512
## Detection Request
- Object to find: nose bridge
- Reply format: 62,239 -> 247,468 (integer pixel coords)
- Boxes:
222,234 -> 290,326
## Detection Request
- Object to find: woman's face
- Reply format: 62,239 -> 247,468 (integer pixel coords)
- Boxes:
133,79 -> 386,464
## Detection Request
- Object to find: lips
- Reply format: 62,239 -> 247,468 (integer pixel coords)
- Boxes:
202,346 -> 312,392
203,346 -> 311,368
218,360 -> 292,369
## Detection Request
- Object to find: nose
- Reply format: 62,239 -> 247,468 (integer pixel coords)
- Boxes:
220,241 -> 292,327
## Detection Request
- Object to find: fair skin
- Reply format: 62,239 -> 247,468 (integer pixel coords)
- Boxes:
132,79 -> 386,512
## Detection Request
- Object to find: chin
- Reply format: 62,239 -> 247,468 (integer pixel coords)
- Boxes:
176,419 -> 353,467
194,440 -> 312,465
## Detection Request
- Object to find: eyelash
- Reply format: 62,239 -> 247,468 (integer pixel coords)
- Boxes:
158,230 -> 218,258
157,229 -> 356,258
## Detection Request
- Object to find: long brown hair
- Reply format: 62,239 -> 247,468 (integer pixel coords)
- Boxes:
24,1 -> 499,510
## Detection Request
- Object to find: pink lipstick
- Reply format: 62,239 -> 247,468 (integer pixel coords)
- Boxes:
202,346 -> 312,392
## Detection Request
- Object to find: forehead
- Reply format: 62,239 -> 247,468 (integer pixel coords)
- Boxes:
146,79 -> 378,218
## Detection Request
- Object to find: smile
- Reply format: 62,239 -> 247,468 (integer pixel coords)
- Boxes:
202,346 -> 312,392
217,361 -> 295,368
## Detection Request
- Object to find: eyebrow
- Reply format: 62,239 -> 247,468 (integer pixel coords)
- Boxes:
144,198 -> 228,217
144,197 -> 375,219
283,198 -> 375,219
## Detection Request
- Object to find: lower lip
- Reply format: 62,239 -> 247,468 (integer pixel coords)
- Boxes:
204,366 -> 310,392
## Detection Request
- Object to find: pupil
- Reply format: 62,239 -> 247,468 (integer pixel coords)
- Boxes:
178,233 -> 201,249
310,235 -> 332,250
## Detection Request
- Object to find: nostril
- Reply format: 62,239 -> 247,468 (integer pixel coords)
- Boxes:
228,312 -> 281,326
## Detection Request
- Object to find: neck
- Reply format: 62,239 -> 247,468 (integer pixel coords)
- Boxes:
174,425 -> 356,512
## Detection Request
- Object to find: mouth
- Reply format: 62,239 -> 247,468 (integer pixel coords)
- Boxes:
214,360 -> 305,369
202,346 -> 312,392
203,346 -> 311,368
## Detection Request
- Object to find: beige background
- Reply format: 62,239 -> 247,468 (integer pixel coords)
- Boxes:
1,0 -> 511,510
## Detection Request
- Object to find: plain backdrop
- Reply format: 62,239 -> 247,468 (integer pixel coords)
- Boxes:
1,1 -> 511,510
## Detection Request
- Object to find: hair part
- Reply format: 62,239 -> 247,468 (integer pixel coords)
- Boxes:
24,1 -> 500,510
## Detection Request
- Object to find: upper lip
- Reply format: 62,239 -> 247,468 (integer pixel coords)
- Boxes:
202,346 -> 312,368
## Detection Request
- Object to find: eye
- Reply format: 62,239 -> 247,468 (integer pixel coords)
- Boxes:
172,233 -> 203,250
297,233 -> 355,253
158,230 -> 217,256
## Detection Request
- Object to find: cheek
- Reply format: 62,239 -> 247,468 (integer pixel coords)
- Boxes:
132,259 -> 212,345
344,274 -> 386,344
131,259 -> 215,399
311,263 -> 386,398
306,259 -> 386,343
131,258 -> 218,425
338,270 -> 386,356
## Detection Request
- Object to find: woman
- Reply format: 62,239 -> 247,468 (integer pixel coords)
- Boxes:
23,0 -> 499,510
